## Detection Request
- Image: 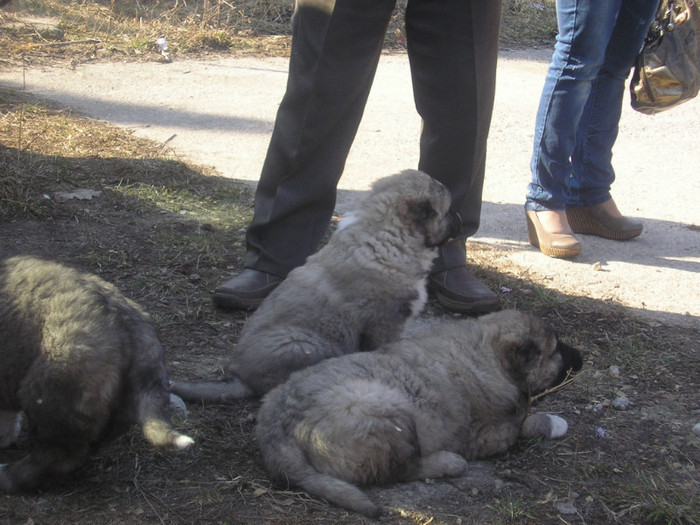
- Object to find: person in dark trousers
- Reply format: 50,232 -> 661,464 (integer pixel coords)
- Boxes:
214,0 -> 503,313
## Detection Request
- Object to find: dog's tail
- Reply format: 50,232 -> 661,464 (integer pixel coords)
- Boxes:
138,392 -> 194,451
169,377 -> 255,403
295,468 -> 381,519
263,441 -> 380,518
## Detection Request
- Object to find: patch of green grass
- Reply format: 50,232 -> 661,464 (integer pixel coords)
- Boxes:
487,496 -> 536,521
126,37 -> 155,53
598,332 -> 655,369
191,30 -> 235,51
600,470 -> 700,524
1,88 -> 252,225
110,181 -> 251,229
516,285 -> 572,312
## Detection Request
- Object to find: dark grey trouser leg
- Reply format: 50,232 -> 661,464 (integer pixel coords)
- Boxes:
407,0 -> 502,271
244,0 -> 397,276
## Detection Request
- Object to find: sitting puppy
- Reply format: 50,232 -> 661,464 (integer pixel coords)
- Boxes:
255,310 -> 583,518
0,255 -> 193,492
172,170 -> 459,401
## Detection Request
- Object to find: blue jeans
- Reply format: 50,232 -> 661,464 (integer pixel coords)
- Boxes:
526,0 -> 659,211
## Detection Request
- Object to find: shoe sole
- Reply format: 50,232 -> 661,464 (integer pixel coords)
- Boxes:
567,211 -> 642,241
525,213 -> 581,259
212,292 -> 262,311
528,238 -> 581,258
431,289 -> 499,314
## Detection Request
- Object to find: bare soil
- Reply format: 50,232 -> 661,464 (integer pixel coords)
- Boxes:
0,3 -> 698,524
0,92 -> 698,525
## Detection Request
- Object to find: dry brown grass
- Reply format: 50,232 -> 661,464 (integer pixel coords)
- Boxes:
0,0 -> 556,67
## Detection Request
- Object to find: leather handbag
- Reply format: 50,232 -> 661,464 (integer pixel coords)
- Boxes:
630,0 -> 700,114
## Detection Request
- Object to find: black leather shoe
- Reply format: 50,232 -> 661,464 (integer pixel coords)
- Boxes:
428,266 -> 499,314
213,269 -> 283,310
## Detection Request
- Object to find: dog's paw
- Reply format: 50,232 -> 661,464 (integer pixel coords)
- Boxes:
0,411 -> 22,448
173,434 -> 195,450
415,450 -> 469,479
0,464 -> 11,492
169,393 -> 189,418
546,414 -> 568,439
521,413 -> 568,440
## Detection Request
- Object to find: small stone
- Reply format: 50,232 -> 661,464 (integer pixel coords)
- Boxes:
586,402 -> 605,414
612,396 -> 630,411
596,427 -> 606,438
55,189 -> 102,201
609,365 -> 620,377
555,501 -> 578,515
693,423 -> 700,436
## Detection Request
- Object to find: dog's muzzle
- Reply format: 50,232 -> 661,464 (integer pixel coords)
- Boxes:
554,340 -> 583,385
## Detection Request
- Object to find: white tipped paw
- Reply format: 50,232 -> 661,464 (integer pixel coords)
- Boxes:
547,414 -> 568,439
522,413 -> 569,439
174,434 -> 195,450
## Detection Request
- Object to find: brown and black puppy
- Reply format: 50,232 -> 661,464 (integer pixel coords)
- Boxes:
172,169 -> 459,401
0,255 -> 193,493
255,310 -> 583,518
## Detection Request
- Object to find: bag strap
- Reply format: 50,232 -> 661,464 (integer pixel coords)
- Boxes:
644,0 -> 692,48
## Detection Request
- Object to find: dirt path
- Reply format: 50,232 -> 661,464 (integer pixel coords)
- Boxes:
1,49 -> 698,328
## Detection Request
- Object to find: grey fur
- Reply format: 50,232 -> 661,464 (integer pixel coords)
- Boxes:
255,310 -> 583,517
172,170 -> 457,401
0,255 -> 193,493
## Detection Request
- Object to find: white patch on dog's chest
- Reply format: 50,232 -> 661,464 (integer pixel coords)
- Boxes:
411,279 -> 428,317
337,212 -> 358,231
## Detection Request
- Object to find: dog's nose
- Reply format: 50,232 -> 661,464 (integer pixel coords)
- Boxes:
557,341 -> 583,372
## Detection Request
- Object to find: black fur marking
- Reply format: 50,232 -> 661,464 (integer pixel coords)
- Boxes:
515,339 -> 539,362
408,200 -> 437,223
554,339 -> 583,385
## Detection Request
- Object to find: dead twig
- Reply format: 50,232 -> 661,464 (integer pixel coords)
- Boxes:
23,38 -> 102,48
529,369 -> 584,403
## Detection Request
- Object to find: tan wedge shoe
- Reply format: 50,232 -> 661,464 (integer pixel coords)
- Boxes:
525,210 -> 582,259
566,203 -> 643,240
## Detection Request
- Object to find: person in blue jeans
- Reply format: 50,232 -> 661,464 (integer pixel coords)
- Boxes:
214,0 -> 503,313
525,0 -> 659,259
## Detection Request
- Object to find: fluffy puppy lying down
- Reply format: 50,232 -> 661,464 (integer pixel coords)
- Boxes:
256,310 -> 583,518
172,169 -> 459,401
0,255 -> 193,492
